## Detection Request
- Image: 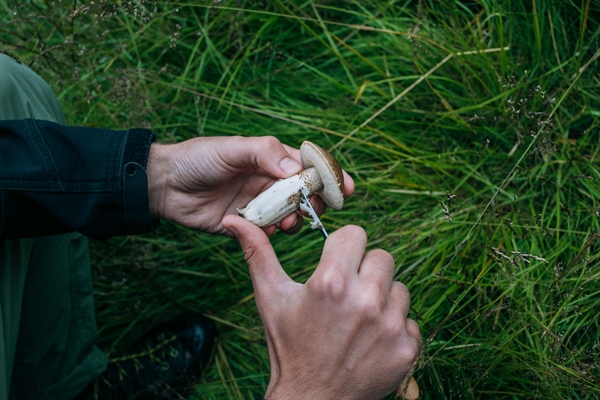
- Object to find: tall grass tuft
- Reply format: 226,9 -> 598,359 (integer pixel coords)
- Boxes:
2,0 -> 599,398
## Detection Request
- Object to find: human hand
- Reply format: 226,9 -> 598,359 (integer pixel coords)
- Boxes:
146,136 -> 354,236
221,216 -> 422,400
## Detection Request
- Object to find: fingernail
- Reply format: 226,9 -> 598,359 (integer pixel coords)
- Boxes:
279,157 -> 302,176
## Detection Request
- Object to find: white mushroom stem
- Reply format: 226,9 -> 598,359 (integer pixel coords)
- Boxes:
237,168 -> 323,227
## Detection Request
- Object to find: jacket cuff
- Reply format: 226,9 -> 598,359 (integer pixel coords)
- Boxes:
122,128 -> 160,235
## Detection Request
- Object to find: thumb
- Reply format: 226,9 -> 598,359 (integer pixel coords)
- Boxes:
243,137 -> 303,178
222,214 -> 291,291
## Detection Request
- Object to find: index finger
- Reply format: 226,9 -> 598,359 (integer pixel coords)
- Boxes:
311,225 -> 368,280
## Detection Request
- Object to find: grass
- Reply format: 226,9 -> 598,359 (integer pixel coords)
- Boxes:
2,0 -> 600,398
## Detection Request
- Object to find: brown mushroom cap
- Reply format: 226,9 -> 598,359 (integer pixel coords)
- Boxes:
300,141 -> 345,210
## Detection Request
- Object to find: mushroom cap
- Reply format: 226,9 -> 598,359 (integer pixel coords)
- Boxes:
300,141 -> 345,210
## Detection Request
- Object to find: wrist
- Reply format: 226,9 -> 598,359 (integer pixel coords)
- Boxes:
146,143 -> 170,219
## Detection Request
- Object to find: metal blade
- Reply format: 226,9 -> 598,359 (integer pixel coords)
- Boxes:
299,190 -> 329,239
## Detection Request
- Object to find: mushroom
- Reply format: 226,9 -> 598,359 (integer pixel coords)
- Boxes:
237,141 -> 345,228
395,376 -> 420,400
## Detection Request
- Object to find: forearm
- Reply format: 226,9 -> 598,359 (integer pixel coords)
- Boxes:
0,119 -> 158,240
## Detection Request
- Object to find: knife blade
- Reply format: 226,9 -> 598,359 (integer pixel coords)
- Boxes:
299,190 -> 329,239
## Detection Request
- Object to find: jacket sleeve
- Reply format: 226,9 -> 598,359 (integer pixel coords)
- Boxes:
0,119 -> 159,240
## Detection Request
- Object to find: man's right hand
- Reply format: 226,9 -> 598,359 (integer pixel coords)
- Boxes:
222,215 -> 421,400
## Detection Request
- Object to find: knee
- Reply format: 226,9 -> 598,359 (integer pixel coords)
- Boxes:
0,53 -> 65,123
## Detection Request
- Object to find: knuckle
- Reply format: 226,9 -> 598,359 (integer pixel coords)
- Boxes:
356,285 -> 386,318
382,314 -> 402,336
407,336 -> 422,360
258,135 -> 283,151
395,336 -> 421,366
406,318 -> 422,342
392,281 -> 411,304
398,345 -> 419,366
310,269 -> 347,299
369,248 -> 393,261
399,324 -> 422,362
367,248 -> 395,269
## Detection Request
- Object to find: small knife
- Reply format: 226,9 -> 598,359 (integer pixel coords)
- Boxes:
299,190 -> 329,239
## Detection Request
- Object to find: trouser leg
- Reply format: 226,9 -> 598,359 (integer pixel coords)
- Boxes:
0,54 -> 108,400
2,235 -> 107,400
0,239 -> 31,400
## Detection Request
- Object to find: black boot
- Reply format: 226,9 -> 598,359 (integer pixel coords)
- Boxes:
77,313 -> 216,399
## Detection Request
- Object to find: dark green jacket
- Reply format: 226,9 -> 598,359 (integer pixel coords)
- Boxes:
0,119 -> 158,241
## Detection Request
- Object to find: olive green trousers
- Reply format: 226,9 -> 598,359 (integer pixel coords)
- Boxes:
0,54 -> 107,400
